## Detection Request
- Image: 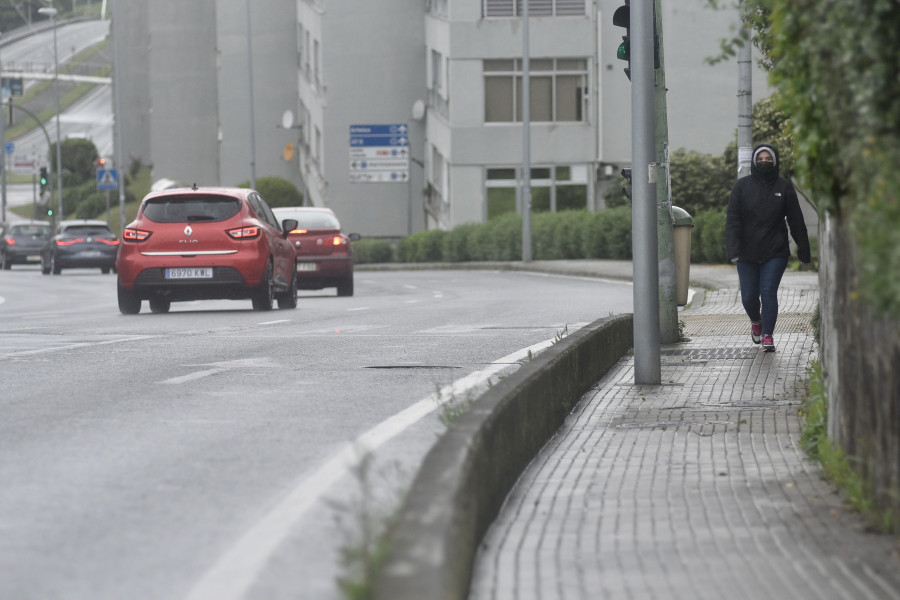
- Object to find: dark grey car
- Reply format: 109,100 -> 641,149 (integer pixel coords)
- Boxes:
41,220 -> 120,275
0,221 -> 52,269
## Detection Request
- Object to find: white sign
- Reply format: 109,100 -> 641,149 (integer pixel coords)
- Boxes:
349,171 -> 409,183
349,123 -> 409,184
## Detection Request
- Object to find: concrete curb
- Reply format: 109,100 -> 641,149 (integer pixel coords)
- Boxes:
373,313 -> 634,600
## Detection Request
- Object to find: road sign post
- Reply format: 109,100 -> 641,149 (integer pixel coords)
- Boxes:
97,168 -> 118,191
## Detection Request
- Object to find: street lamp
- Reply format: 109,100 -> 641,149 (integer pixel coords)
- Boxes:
37,6 -> 63,221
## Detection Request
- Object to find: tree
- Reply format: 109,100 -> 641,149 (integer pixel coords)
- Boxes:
235,177 -> 303,208
50,138 -> 102,186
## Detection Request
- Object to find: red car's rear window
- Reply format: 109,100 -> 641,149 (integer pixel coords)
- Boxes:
142,195 -> 241,223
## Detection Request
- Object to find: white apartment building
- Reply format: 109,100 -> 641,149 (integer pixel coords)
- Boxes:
297,0 -> 770,234
119,1 -> 770,237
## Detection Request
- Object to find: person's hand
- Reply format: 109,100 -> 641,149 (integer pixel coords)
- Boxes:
798,261 -> 815,272
730,257 -> 739,265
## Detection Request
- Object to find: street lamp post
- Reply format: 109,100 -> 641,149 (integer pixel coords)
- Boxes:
38,6 -> 63,221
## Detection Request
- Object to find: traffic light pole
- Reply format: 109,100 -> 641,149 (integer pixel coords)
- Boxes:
654,0 -> 679,344
631,0 -> 661,384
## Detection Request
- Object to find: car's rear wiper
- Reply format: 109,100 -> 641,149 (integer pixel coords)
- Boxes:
186,215 -> 216,221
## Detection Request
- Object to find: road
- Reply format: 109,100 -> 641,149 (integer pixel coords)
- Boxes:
2,19 -> 112,222
0,267 -> 633,599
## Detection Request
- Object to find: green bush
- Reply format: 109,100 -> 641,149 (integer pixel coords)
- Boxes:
443,223 -> 479,262
397,231 -> 426,262
420,229 -> 447,262
352,238 -> 394,264
235,176 -> 303,208
471,212 -> 521,261
696,208 -> 728,263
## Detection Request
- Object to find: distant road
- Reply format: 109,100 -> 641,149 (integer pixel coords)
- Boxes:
2,19 -> 112,222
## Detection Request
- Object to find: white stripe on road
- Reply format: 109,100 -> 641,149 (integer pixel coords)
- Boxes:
184,335 -> 560,600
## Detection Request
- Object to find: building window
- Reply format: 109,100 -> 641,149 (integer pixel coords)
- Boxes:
484,58 -> 588,123
483,0 -> 585,17
313,39 -> 321,89
297,24 -> 304,68
485,165 -> 588,219
427,0 -> 448,17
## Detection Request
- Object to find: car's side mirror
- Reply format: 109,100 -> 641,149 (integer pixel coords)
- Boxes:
281,219 -> 298,239
348,233 -> 361,242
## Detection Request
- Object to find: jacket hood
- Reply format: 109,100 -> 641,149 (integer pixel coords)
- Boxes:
751,143 -> 780,181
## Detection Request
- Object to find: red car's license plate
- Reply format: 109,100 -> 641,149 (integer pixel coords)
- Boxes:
165,267 -> 213,279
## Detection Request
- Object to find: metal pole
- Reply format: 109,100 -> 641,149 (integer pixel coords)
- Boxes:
737,15 -> 752,179
653,0 -> 679,343
50,13 -> 63,222
112,0 -> 127,233
246,0 -> 258,191
1,33 -> 7,225
521,0 -> 532,262
631,0 -> 661,384
52,13 -> 63,221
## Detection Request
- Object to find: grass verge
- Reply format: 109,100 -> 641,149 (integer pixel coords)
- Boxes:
798,360 -> 895,533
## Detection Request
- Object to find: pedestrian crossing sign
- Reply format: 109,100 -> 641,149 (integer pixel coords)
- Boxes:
97,168 -> 118,191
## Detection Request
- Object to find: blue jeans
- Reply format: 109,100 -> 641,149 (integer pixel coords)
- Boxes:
736,256 -> 789,336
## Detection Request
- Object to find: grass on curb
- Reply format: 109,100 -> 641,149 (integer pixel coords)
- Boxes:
798,360 -> 895,533
330,452 -> 407,600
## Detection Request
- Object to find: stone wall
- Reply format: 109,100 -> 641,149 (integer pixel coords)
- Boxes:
820,213 -> 900,525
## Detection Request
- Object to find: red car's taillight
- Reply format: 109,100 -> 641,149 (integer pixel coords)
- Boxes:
123,228 -> 151,242
332,236 -> 347,246
289,228 -> 308,234
55,238 -> 85,246
227,226 -> 260,240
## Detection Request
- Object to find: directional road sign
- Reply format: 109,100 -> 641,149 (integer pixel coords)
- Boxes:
97,168 -> 118,191
349,123 -> 409,183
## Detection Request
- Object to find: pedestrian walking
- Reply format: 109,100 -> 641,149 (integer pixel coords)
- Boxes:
726,143 -> 811,352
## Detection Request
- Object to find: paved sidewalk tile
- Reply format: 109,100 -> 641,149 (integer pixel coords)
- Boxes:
469,289 -> 900,600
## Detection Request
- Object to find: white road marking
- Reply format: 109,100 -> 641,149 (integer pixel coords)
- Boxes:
258,319 -> 291,325
184,335 -> 561,600
158,358 -> 279,385
347,306 -> 369,312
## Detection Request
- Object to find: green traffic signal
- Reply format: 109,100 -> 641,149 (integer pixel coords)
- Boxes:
617,39 -> 630,61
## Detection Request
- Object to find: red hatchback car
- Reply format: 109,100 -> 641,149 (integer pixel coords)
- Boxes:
116,186 -> 299,314
272,207 -> 360,296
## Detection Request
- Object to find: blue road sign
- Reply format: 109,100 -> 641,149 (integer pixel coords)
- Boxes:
97,168 -> 118,191
349,123 -> 409,147
4,141 -> 14,155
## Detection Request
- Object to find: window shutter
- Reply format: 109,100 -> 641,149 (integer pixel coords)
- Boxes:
555,0 -> 585,15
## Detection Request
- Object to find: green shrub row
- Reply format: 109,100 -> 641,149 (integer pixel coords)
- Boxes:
354,207 -> 732,265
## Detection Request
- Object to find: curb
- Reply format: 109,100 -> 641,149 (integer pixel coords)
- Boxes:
374,313 -> 634,600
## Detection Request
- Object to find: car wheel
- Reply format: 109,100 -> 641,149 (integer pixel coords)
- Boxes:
251,261 -> 274,311
51,254 -> 61,275
117,280 -> 141,314
41,255 -> 51,275
277,272 -> 298,310
1,252 -> 10,270
149,295 -> 171,314
337,276 -> 354,297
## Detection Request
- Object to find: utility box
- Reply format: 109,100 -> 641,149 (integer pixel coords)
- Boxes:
672,206 -> 694,306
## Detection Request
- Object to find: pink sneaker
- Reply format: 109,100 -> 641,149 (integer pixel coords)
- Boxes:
762,334 -> 775,352
751,321 -> 762,344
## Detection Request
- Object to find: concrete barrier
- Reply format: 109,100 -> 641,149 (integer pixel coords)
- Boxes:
374,313 -> 634,600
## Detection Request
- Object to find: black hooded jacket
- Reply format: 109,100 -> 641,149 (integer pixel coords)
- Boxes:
725,143 -> 811,264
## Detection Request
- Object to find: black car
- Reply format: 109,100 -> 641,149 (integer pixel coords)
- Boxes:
42,220 -> 120,275
1,221 -> 52,269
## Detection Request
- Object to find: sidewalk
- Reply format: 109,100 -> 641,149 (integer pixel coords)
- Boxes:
465,264 -> 900,599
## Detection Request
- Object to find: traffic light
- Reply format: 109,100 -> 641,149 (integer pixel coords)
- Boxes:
613,2 -> 631,81
39,167 -> 49,193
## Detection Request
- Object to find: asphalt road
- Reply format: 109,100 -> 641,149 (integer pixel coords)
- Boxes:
0,267 -> 633,600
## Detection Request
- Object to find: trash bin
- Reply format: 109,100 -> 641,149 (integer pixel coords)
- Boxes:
671,206 -> 693,306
